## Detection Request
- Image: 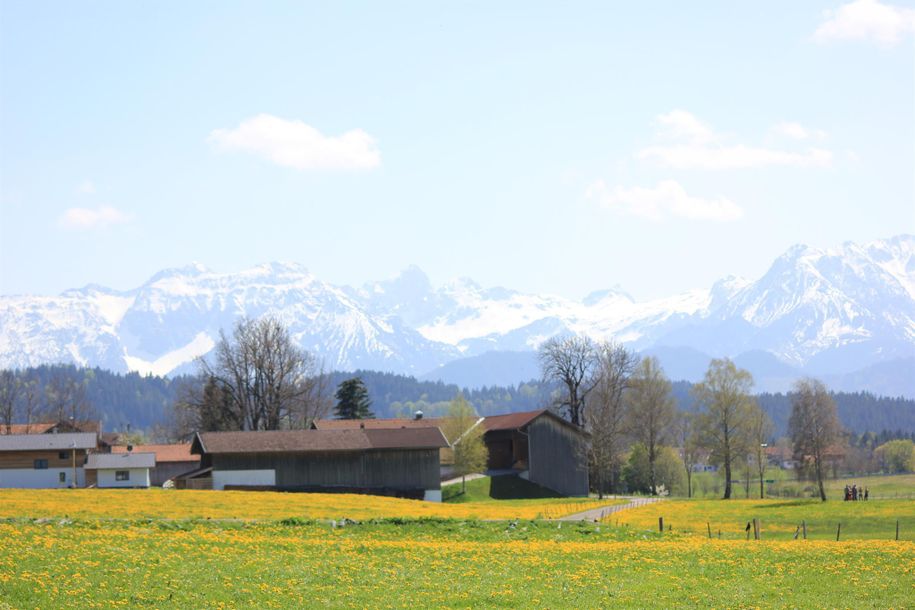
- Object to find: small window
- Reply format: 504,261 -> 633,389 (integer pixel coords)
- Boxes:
34,459 -> 48,470
59,472 -> 66,483
59,451 -> 68,460
115,470 -> 130,481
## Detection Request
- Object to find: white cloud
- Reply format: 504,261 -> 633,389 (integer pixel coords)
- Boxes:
76,180 -> 96,194
586,180 -> 744,222
637,110 -> 834,170
58,206 -> 130,230
771,121 -> 828,140
208,114 -> 381,171
814,0 -> 915,45
655,110 -> 716,144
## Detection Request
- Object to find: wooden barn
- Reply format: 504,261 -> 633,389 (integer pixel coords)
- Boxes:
191,427 -> 449,501
311,416 -> 453,474
482,409 -> 589,497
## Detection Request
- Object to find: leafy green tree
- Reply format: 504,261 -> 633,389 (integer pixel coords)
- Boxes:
442,395 -> 488,493
788,378 -> 842,502
334,377 -> 374,420
626,356 -> 676,495
875,439 -> 915,473
692,358 -> 757,499
623,443 -> 686,495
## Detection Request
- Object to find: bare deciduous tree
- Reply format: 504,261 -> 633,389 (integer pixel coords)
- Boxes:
788,378 -> 842,502
748,404 -> 774,499
585,342 -> 638,497
43,374 -> 94,426
0,371 -> 21,434
626,356 -> 676,495
692,358 -> 756,500
674,411 -> 701,498
538,335 -> 597,426
187,317 -> 331,432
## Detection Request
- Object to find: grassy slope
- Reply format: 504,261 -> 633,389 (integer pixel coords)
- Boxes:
0,519 -> 911,608
443,475 -> 589,502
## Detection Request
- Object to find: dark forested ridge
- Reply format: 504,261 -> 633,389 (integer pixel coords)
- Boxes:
3,365 -> 914,437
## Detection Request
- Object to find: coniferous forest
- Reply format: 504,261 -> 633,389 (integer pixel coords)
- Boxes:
1,364 -> 913,439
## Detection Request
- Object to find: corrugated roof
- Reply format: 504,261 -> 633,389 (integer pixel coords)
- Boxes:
194,427 -> 448,455
0,432 -> 98,451
312,418 -> 445,430
482,409 -> 548,431
87,452 -> 156,470
112,444 -> 199,463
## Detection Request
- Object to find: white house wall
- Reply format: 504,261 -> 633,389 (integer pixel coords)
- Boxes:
0,468 -> 84,488
96,468 -> 151,488
212,469 -> 276,490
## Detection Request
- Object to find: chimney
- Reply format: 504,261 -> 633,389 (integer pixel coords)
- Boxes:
414,410 -> 423,420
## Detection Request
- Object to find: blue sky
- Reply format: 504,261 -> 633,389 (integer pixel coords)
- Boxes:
1,1 -> 913,300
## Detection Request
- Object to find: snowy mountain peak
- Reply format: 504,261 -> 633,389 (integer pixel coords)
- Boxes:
1,236 -> 913,391
583,287 -> 634,306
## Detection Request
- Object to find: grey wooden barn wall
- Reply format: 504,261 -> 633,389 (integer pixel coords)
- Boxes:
527,417 -> 589,497
212,449 -> 440,491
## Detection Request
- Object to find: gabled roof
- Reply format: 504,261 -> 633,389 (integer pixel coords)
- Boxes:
482,409 -> 588,436
86,452 -> 156,470
0,423 -> 57,435
0,432 -> 98,451
0,421 -> 101,435
482,409 -> 549,431
312,418 -> 445,430
192,427 -> 449,455
112,443 -> 199,463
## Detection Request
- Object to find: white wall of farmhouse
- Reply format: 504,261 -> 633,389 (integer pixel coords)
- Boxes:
96,468 -> 151,488
0,468 -> 85,488
212,469 -> 276,490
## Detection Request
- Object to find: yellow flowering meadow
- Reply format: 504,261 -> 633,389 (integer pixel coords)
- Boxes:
0,519 -> 911,608
0,488 -> 619,521
608,498 -> 915,540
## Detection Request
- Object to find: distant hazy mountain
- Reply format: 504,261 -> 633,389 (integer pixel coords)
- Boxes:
1,235 -> 913,396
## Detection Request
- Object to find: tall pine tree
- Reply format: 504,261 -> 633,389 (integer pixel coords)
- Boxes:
334,377 -> 374,419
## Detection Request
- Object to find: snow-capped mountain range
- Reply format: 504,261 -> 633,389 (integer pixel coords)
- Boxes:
1,235 -> 913,395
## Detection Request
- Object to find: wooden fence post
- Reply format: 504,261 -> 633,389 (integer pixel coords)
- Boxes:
802,520 -> 807,540
707,522 -> 712,539
659,517 -> 664,533
836,523 -> 841,541
896,520 -> 899,541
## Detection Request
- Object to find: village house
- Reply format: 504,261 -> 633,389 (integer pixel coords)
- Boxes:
0,432 -> 97,488
85,451 -> 156,488
112,443 -> 200,486
191,427 -> 449,500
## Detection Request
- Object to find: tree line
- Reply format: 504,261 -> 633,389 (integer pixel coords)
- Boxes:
538,336 -> 843,501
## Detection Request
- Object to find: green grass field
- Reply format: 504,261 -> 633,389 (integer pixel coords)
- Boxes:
0,489 -> 912,608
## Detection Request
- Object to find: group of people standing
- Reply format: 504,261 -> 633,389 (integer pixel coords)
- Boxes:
844,484 -> 868,501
